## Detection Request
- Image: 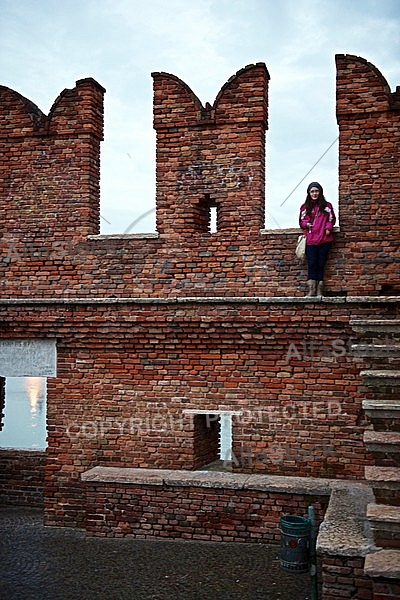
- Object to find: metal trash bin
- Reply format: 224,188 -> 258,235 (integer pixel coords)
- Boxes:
280,515 -> 311,573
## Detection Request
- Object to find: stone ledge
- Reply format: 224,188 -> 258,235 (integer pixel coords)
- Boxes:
364,549 -> 400,578
243,474 -> 331,495
316,484 -> 377,557
81,466 -> 358,496
88,233 -> 160,240
81,466 -> 164,485
351,319 -> 400,325
351,344 -> 400,358
350,319 -> 400,331
360,370 -> 400,379
0,296 -> 399,306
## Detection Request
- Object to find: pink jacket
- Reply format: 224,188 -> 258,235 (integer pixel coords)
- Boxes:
299,201 -> 336,245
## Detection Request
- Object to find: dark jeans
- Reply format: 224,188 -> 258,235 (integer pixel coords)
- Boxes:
306,242 -> 332,281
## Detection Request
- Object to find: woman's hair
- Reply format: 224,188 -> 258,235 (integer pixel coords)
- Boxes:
305,191 -> 328,216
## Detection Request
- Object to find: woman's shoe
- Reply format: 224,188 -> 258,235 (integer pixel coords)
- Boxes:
306,280 -> 317,297
317,281 -> 324,296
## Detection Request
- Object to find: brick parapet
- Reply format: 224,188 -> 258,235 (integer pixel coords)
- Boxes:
0,57 -> 399,295
79,468 -> 328,540
0,226 -> 396,298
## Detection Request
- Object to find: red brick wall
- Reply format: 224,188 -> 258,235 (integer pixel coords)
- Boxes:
0,57 -> 398,299
0,449 -> 46,506
321,556 -> 373,600
0,78 -> 104,247
0,298 -> 397,525
0,56 -> 399,532
336,54 -> 400,296
153,64 -> 268,236
82,480 -> 327,540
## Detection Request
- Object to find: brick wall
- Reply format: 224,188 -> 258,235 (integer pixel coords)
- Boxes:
0,54 -> 399,542
153,64 -> 268,236
336,55 -> 400,296
321,556 -> 373,600
0,57 -> 398,299
0,298 -> 397,526
0,449 -> 46,506
82,479 -> 327,540
0,78 -> 104,246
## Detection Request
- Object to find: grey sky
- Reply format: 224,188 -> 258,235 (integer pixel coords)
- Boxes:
1,0 -> 399,232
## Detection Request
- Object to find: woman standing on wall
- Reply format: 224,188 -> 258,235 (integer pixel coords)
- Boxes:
299,182 -> 336,297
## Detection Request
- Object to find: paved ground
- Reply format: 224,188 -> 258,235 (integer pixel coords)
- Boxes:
0,506 -> 312,600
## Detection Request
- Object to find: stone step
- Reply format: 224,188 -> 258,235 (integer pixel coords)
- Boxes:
351,343 -> 400,358
360,371 -> 400,397
365,466 -> 400,506
364,548 -> 400,579
367,503 -> 400,549
363,399 -> 400,420
360,370 -> 400,384
350,319 -> 400,335
364,430 -> 400,453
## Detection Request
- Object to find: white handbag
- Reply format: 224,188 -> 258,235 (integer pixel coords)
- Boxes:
295,234 -> 306,261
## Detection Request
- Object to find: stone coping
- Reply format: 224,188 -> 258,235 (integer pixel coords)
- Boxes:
81,466 -> 332,493
367,503 -> 400,524
82,465 -> 364,497
316,485 -> 378,557
365,466 -> 400,484
88,227 -> 341,239
360,370 -> 400,379
88,233 -> 160,240
0,296 -> 399,306
350,319 -> 400,326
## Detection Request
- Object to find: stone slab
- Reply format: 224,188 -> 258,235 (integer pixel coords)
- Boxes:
81,466 -> 164,485
365,466 -> 400,484
364,430 -> 400,452
367,503 -> 400,524
316,484 -> 377,557
243,474 -> 331,495
164,470 -> 249,489
0,339 -> 56,377
364,549 -> 400,578
81,467 -> 355,497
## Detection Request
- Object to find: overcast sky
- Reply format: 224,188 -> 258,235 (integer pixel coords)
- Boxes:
1,0 -> 399,233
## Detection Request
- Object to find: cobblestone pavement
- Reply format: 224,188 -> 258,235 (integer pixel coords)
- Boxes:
0,507 -> 312,600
